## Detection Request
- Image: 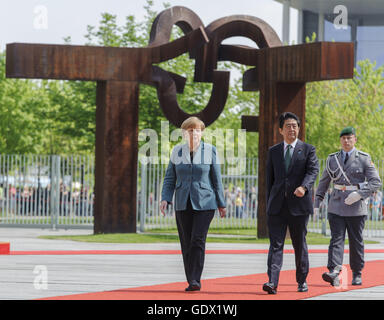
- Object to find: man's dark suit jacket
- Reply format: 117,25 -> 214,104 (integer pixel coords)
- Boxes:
266,139 -> 319,216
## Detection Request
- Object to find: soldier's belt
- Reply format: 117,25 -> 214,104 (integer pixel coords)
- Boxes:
334,184 -> 359,191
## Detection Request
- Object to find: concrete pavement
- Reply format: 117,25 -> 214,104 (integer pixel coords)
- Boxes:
0,227 -> 383,300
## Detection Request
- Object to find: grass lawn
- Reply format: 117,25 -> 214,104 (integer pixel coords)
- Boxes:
39,227 -> 379,245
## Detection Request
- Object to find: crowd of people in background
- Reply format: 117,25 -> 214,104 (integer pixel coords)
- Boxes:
155,184 -> 383,221
0,183 -> 94,216
369,190 -> 383,220
0,182 -> 383,221
223,186 -> 258,219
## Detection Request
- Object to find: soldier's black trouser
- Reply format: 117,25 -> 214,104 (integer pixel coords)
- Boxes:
327,213 -> 366,274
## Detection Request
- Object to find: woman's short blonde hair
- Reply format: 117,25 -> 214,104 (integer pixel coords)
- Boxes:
180,116 -> 206,131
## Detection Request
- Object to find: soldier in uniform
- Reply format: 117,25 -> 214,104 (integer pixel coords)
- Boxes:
314,127 -> 381,286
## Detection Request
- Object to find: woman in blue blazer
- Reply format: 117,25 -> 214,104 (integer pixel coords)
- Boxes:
160,116 -> 226,291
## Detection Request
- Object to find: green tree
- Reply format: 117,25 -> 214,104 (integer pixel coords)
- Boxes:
0,52 -> 51,154
42,79 -> 96,154
3,0 -> 384,162
306,60 -> 384,160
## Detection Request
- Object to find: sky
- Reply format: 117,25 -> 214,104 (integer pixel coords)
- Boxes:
0,0 -> 298,50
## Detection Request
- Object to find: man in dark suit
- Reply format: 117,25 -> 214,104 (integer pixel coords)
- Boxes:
263,112 -> 319,294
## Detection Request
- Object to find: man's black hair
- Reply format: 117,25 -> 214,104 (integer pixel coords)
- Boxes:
279,112 -> 301,129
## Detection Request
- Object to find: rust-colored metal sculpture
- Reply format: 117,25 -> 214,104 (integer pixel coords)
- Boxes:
5,6 -> 354,236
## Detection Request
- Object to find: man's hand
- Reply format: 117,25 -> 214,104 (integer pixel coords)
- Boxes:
344,191 -> 362,205
160,200 -> 168,216
294,186 -> 306,198
314,207 -> 319,216
218,207 -> 226,218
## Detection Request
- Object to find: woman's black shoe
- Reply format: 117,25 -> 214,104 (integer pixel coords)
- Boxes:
185,281 -> 201,291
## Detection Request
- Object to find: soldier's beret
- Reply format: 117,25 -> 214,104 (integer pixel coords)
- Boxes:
340,126 -> 356,137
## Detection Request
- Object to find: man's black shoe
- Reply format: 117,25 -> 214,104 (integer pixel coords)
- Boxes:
298,282 -> 308,292
322,271 -> 340,287
262,282 -> 277,294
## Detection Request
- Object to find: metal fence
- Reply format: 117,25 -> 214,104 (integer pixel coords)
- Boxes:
0,154 -> 94,229
1,154 -> 384,237
309,159 -> 384,238
137,158 -> 259,231
138,158 -> 384,238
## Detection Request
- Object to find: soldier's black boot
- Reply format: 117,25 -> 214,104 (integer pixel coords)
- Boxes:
352,272 -> 362,286
322,271 -> 340,287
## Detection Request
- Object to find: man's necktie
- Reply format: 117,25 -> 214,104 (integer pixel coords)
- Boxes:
344,152 -> 349,165
284,145 -> 292,172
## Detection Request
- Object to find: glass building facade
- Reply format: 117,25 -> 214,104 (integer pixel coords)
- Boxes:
322,14 -> 384,67
355,26 -> 384,66
276,0 -> 384,68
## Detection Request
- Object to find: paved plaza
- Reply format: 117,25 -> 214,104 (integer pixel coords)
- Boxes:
0,227 -> 383,300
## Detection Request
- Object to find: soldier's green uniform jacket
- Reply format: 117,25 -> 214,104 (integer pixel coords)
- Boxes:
315,149 -> 382,216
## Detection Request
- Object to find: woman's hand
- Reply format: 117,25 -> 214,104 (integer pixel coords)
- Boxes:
160,200 -> 168,216
218,207 -> 226,218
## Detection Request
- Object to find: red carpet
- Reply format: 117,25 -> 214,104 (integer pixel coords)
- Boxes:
41,260 -> 384,300
0,242 -> 10,254
6,249 -> 384,255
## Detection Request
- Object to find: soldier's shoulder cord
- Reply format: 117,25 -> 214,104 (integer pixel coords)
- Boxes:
326,151 -> 343,181
326,151 -> 341,162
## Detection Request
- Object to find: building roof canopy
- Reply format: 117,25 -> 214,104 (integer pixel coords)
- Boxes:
275,0 -> 384,15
